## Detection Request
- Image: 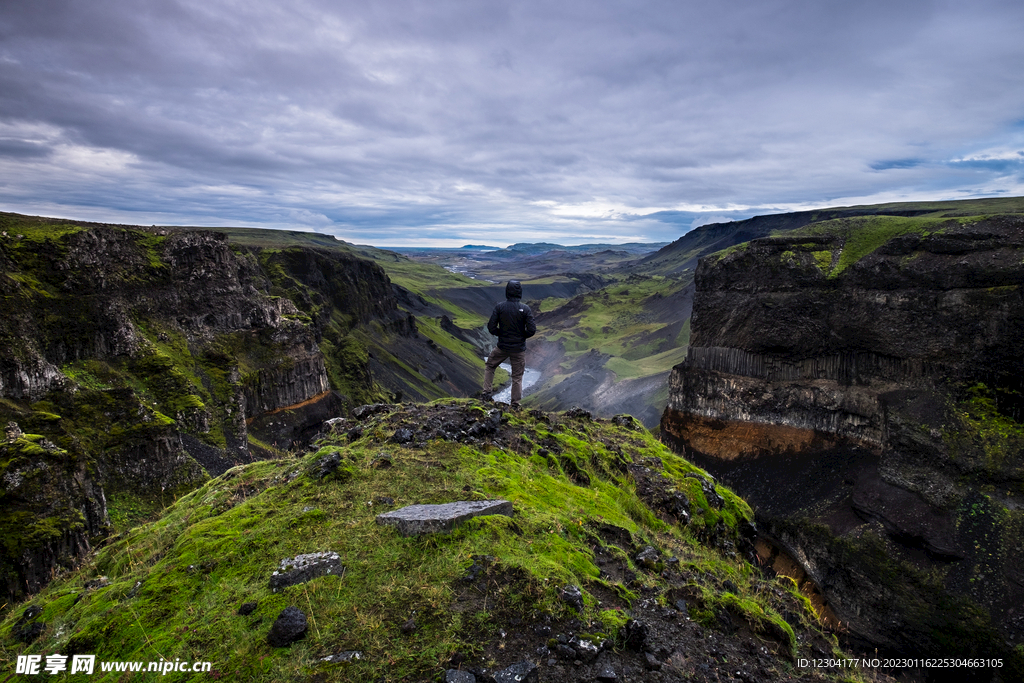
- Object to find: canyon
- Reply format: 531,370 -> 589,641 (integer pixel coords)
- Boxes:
3,201 -> 1023,680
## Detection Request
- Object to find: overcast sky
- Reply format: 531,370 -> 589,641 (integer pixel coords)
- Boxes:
2,1 -> 1024,246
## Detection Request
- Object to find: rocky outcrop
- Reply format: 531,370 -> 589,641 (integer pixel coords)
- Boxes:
661,215 -> 1024,666
262,246 -> 398,329
0,357 -> 65,401
241,346 -> 330,417
1,426 -> 110,597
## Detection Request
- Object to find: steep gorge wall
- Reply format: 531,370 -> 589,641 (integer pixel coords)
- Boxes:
0,224 -> 401,598
661,215 -> 1024,667
2,227 -> 342,441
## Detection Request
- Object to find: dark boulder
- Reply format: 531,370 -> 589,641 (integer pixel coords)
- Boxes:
493,660 -> 537,683
560,584 -> 584,612
266,606 -> 307,647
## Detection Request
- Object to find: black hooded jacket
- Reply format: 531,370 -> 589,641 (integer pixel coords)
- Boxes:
487,281 -> 537,352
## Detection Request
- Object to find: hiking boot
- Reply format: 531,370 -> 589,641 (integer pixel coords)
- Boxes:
510,401 -> 522,410
472,390 -> 494,402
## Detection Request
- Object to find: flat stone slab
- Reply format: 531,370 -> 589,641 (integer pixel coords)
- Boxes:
270,552 -> 343,591
376,500 -> 513,536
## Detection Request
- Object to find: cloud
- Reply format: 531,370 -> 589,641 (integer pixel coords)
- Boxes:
0,138 -> 51,159
870,159 -> 925,171
2,1 -> 1024,245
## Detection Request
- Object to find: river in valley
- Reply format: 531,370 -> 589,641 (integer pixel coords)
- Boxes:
485,359 -> 542,404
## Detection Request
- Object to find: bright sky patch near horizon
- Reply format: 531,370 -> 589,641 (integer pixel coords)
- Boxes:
2,0 -> 1023,247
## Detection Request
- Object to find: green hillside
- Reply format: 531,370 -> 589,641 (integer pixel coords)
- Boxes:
0,401 -> 860,682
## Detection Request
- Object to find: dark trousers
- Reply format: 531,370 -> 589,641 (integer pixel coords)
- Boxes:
484,347 -> 526,403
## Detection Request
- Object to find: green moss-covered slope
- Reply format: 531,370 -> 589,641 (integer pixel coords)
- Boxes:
0,402 -> 865,682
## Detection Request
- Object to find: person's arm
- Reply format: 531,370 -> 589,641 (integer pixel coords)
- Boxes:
487,305 -> 500,336
523,306 -> 536,339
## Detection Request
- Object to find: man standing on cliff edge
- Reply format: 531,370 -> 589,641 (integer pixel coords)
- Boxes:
482,280 -> 536,409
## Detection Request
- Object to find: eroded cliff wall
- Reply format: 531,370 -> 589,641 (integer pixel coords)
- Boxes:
661,214 -> 1024,667
0,216 -> 489,599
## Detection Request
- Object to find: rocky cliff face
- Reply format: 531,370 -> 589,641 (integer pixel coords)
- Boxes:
661,214 -> 1024,668
0,217 -> 473,600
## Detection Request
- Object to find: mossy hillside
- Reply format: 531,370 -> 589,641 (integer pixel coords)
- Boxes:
0,218 -> 382,600
2,213 -> 513,604
0,385 -> 206,563
0,212 -> 88,244
945,383 -> 1024,480
780,214 -> 953,278
536,277 -> 688,372
0,402 -> 852,681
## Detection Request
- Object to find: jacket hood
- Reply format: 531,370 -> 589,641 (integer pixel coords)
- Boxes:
505,280 -> 523,299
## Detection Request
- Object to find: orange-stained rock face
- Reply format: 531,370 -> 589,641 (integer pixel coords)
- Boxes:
754,537 -> 840,629
660,405 -> 860,462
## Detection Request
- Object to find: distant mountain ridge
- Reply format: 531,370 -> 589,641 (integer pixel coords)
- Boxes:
630,196 -> 1024,277
502,241 -> 669,256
